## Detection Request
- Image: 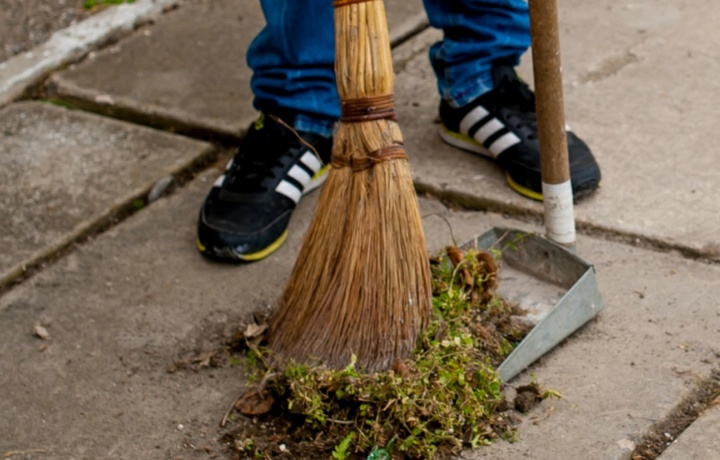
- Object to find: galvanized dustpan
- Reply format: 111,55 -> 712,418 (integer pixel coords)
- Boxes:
466,227 -> 603,382
466,0 -> 603,382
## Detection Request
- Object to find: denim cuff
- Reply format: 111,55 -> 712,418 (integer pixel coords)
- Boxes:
294,113 -> 337,138
443,74 -> 495,108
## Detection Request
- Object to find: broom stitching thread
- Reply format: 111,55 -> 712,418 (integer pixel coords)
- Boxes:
332,145 -> 408,171
340,94 -> 397,122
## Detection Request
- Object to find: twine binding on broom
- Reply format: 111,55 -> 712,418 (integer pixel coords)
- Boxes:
340,94 -> 397,122
331,145 -> 408,171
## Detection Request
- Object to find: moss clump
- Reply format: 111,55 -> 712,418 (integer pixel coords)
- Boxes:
229,245 -> 534,459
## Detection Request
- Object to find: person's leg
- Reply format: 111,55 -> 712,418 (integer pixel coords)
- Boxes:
424,0 -> 600,201
247,0 -> 339,136
423,0 -> 530,106
197,0 -> 337,262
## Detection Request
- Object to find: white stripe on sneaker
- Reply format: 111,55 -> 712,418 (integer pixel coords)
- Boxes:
459,105 -> 490,134
473,118 -> 504,144
275,180 -> 302,203
299,151 -> 322,175
457,104 -> 522,158
488,131 -> 521,157
287,164 -> 312,187
274,149 -> 327,203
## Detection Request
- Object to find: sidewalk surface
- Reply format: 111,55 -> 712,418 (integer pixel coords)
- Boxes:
1,0 -> 719,459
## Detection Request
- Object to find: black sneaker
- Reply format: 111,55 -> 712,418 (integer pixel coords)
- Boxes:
439,59 -> 601,201
197,113 -> 332,262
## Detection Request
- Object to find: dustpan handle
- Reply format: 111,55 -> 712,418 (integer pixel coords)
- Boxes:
529,0 -> 576,247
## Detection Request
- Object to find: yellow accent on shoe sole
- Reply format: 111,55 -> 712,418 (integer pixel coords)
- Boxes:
439,124 -> 491,157
237,230 -> 289,262
506,173 -> 544,202
196,239 -> 206,252
312,164 -> 329,180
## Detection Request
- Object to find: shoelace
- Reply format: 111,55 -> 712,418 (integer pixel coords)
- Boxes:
495,76 -> 539,140
223,126 -> 293,194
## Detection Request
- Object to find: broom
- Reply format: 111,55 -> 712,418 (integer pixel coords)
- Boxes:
266,0 -> 432,372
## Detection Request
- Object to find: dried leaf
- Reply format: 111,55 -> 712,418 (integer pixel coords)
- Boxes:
447,246 -> 475,292
244,323 -> 268,339
475,250 -> 498,293
391,358 -> 408,378
234,389 -> 274,415
445,246 -> 464,266
192,350 -> 216,368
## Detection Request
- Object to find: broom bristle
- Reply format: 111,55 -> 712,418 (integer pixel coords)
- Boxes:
267,0 -> 431,372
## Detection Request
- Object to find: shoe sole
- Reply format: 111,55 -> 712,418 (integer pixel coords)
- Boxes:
197,164 -> 330,262
439,124 -> 599,202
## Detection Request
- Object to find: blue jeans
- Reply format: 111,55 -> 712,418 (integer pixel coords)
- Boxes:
247,0 -> 530,137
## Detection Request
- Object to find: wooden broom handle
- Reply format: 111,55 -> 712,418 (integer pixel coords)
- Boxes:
529,0 -> 568,184
529,0 -> 576,247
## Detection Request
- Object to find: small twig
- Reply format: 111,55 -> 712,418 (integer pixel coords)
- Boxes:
257,371 -> 280,391
220,396 -> 241,428
4,449 -> 47,458
627,413 -> 659,423
328,418 -> 354,425
421,213 -> 457,247
269,114 -> 324,164
488,230 -> 513,251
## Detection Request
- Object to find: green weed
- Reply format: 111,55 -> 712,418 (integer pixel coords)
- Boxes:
83,0 -> 136,9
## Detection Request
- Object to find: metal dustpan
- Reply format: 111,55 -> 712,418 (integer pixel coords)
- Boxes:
466,227 -> 604,382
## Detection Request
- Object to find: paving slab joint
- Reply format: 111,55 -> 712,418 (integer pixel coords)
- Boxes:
573,223 -> 720,265
44,83 -> 246,147
629,368 -> 720,459
0,142 -> 222,294
416,180 -> 550,223
389,12 -> 430,49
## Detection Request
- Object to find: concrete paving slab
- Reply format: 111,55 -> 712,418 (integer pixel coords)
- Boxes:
657,404 -> 720,459
2,166 -> 720,459
0,101 -> 215,287
48,0 -> 427,141
395,0 -> 720,259
0,0 -> 179,108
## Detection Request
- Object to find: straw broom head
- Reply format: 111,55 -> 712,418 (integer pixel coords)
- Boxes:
266,0 -> 432,372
